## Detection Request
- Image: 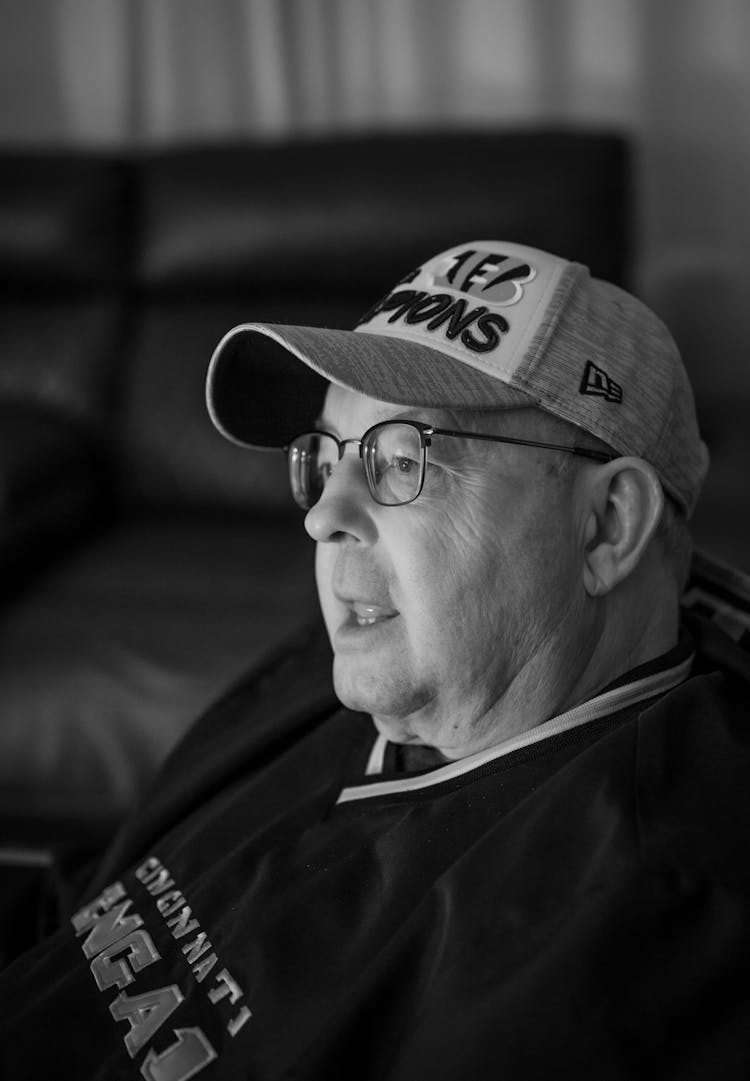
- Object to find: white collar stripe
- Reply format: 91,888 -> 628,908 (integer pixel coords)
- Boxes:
364,734 -> 388,776
337,655 -> 693,805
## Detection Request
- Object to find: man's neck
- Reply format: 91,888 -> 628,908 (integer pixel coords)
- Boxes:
556,584 -> 680,717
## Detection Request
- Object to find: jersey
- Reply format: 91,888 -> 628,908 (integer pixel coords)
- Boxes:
1,614 -> 750,1080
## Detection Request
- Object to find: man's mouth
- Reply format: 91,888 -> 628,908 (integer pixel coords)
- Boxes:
330,595 -> 399,650
351,602 -> 397,627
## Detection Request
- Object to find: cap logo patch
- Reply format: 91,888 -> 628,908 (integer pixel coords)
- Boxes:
428,249 -> 536,305
356,250 -> 538,355
357,289 -> 509,354
580,360 -> 623,403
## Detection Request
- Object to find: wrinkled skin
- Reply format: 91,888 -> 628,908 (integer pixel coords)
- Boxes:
305,384 -> 608,758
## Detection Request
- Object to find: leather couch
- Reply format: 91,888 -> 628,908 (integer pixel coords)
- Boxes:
0,129 -> 678,848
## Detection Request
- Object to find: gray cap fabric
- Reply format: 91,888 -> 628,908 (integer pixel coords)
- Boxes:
206,240 -> 709,517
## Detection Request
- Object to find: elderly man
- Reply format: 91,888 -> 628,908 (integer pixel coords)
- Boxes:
2,241 -> 749,1079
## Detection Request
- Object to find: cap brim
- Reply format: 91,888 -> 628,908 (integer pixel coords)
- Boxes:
206,323 -> 535,448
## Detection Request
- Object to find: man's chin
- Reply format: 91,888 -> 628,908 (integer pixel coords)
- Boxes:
369,713 -> 429,747
332,655 -> 417,723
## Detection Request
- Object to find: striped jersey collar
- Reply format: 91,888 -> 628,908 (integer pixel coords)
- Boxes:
337,650 -> 694,805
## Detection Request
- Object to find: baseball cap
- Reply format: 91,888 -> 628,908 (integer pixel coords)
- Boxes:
206,240 -> 709,517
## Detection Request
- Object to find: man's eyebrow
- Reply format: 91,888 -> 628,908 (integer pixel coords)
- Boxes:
394,407 -> 432,423
315,405 -> 536,437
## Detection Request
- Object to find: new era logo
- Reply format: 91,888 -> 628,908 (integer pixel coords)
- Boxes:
579,361 -> 623,403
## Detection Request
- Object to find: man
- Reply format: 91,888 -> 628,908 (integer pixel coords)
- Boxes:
2,240 -> 749,1079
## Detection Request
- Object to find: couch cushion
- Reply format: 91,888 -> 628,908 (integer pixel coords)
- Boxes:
0,299 -> 123,423
0,405 -> 112,590
0,406 -> 98,512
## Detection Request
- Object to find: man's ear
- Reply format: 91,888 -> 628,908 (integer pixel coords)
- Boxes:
580,457 -> 664,597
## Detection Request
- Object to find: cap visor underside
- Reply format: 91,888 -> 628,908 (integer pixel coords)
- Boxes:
206,323 -> 535,448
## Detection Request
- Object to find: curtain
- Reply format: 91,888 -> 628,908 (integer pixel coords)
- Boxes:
0,0 -> 645,140
2,0 -> 750,392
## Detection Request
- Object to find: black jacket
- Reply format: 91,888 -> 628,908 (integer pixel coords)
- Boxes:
1,614 -> 749,1080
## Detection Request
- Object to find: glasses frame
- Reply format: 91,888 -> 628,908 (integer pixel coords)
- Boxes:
284,419 -> 615,509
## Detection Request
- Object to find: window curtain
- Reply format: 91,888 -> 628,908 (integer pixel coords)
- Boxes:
2,0 -> 750,392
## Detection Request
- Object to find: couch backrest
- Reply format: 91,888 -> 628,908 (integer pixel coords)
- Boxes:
0,131 -> 630,516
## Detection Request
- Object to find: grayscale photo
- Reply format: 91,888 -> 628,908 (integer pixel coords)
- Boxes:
0,2 -> 749,1078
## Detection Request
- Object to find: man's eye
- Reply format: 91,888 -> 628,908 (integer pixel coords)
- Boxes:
395,457 -> 418,474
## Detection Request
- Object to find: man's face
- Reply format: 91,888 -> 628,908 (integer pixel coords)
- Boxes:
305,384 -> 590,758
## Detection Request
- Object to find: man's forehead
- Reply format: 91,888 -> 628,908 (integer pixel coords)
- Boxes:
317,382 -> 538,433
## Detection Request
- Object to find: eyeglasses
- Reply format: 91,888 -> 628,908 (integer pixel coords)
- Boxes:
284,419 -> 614,510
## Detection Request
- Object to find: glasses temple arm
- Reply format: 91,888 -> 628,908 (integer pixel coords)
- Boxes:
428,427 -> 614,463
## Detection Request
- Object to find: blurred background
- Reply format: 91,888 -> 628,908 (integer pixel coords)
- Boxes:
4,0 -> 750,363
1,0 -> 748,849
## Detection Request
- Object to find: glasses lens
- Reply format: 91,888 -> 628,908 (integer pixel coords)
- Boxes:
364,422 -> 424,506
288,433 -> 338,509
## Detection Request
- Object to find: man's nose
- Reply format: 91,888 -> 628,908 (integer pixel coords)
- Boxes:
304,454 -> 377,545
